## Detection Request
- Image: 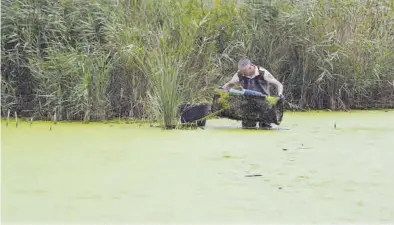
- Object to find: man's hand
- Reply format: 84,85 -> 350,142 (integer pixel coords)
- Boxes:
279,94 -> 285,103
262,69 -> 284,98
222,72 -> 240,91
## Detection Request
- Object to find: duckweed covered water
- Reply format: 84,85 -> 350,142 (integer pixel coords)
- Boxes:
2,110 -> 394,223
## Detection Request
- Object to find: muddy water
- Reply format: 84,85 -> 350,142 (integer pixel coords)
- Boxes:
2,110 -> 394,223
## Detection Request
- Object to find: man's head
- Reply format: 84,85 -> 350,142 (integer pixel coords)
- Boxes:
238,58 -> 255,75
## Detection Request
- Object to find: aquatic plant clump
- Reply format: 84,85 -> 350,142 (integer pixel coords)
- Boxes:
211,91 -> 283,125
217,91 -> 231,109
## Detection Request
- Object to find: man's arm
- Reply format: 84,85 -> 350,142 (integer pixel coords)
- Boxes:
264,72 -> 283,96
222,72 -> 240,90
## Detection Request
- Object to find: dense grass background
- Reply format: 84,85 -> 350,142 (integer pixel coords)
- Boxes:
2,0 -> 394,127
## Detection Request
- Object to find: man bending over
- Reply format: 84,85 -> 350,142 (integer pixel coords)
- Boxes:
222,58 -> 284,128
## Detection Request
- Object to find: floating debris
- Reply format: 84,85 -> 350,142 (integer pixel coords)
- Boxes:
245,174 -> 262,177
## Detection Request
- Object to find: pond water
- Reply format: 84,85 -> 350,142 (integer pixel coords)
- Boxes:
2,110 -> 394,223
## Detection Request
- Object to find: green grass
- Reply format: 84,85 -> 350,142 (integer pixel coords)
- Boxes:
2,0 -> 394,128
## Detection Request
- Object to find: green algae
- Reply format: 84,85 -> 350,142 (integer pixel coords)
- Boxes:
2,110 -> 394,223
266,96 -> 280,105
217,90 -> 231,109
216,90 -> 279,107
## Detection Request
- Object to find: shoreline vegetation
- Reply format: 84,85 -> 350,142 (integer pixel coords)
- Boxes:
2,109 -> 393,128
2,0 -> 394,128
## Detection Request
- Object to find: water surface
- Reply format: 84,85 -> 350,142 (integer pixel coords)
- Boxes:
2,111 -> 394,223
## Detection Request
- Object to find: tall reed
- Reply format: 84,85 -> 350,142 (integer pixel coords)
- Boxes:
1,0 -> 393,127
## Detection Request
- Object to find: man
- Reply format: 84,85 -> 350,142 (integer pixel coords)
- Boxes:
222,58 -> 285,128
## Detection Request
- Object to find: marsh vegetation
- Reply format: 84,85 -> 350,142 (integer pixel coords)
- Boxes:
2,0 -> 394,128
